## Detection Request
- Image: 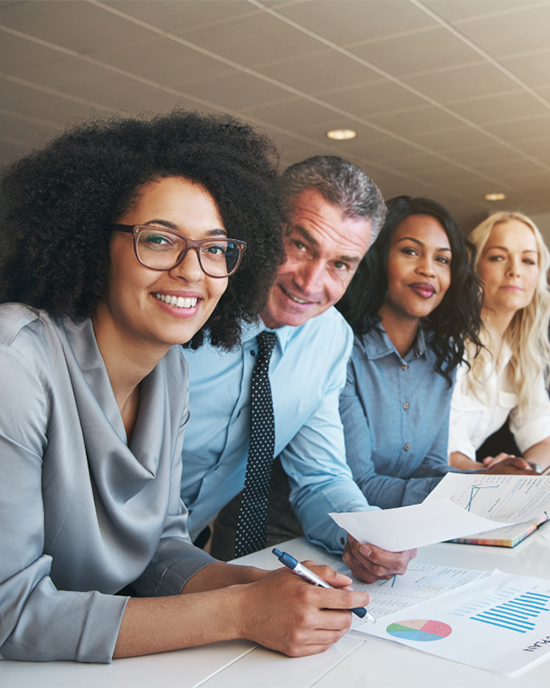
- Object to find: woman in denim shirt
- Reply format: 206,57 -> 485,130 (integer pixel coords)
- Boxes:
337,197 -> 532,510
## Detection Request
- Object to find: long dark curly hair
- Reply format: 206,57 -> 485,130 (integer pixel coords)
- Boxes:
337,195 -> 483,384
0,110 -> 285,350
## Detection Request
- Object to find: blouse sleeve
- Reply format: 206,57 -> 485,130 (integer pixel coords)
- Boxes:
0,344 -> 128,663
509,373 -> 550,454
447,363 -> 478,461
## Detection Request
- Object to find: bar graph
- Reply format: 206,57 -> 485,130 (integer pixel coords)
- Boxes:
470,591 -> 550,633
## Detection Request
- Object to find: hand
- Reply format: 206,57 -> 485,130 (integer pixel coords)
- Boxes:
236,562 -> 370,657
482,452 -> 518,468
343,534 -> 416,583
479,456 -> 535,475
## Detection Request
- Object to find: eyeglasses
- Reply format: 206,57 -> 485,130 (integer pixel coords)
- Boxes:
110,224 -> 246,278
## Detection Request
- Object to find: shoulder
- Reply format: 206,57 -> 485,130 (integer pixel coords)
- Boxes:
289,307 -> 352,357
0,303 -> 61,362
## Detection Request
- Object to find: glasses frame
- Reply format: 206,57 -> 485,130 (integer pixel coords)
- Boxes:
110,223 -> 246,278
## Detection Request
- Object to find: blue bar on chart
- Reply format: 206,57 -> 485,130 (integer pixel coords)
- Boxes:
470,591 -> 550,633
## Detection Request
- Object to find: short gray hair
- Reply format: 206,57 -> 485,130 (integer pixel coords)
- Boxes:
280,155 -> 386,244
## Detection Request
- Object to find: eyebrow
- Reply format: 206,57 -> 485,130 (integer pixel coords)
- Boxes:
396,236 -> 451,252
145,219 -> 227,237
293,224 -> 362,265
486,245 -> 538,254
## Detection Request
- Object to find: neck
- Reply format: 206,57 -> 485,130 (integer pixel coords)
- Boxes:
482,306 -> 514,339
378,304 -> 420,357
93,304 -> 169,418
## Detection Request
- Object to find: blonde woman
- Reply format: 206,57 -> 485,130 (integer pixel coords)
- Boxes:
449,211 -> 550,471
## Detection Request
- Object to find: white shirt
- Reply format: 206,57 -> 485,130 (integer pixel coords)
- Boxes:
449,341 -> 550,461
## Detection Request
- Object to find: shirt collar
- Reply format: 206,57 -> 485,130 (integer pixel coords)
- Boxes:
242,319 -> 300,354
362,324 -> 427,362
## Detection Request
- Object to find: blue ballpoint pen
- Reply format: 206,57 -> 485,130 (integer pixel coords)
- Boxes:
272,548 -> 376,623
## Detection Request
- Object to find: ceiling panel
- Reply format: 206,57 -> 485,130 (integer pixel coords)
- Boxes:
177,11 -> 323,67
87,36 -> 234,88
317,79 -> 428,116
255,50 -> 381,95
1,0 -> 550,229
447,91 -> 550,125
0,0 -> 152,52
105,1 -> 256,33
448,4 -> 550,56
273,0 -> 436,45
349,27 -> 479,76
403,63 -> 520,101
501,51 -> 550,89
367,105 -> 465,136
422,1 -> 535,24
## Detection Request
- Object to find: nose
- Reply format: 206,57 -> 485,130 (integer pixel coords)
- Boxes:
506,257 -> 521,277
293,259 -> 325,296
417,254 -> 436,278
170,247 -> 204,283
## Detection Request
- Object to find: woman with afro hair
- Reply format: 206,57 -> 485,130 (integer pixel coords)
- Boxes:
0,110 -> 367,663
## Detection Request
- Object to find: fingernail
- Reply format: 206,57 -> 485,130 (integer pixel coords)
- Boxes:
360,546 -> 372,556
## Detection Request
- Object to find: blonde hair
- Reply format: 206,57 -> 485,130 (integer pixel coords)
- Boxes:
467,211 -> 550,413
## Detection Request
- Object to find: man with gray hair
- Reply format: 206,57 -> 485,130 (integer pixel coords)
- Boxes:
180,156 -> 416,582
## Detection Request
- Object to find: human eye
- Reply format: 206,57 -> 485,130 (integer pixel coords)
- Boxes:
333,260 -> 351,272
436,255 -> 451,265
140,229 -> 176,251
487,253 -> 504,262
203,241 -> 228,257
523,257 -> 537,266
400,246 -> 417,256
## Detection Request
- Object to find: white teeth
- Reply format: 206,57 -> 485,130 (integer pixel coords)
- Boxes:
154,293 -> 198,309
288,293 -> 308,304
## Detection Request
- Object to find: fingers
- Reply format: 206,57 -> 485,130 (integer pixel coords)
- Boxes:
483,453 -> 515,467
482,456 -> 534,475
300,560 -> 352,588
240,567 -> 367,657
343,535 -> 416,583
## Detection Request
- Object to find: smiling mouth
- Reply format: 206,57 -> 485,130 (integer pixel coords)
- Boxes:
154,293 -> 198,308
409,283 -> 435,298
281,285 -> 311,305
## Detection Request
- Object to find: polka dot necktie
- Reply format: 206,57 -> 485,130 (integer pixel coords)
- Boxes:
234,331 -> 277,558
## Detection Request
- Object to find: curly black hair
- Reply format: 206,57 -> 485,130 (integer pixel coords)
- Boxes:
0,110 -> 285,350
337,196 -> 483,385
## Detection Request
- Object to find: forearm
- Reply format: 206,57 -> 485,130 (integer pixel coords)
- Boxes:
114,584 -> 244,658
449,451 -> 480,470
183,561 -> 268,593
523,437 -> 550,471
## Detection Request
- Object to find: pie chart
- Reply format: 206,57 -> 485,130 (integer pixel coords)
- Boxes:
386,619 -> 452,642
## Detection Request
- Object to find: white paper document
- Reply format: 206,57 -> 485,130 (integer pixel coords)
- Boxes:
353,570 -> 550,674
330,474 -> 550,551
424,473 -> 550,522
337,562 -> 491,619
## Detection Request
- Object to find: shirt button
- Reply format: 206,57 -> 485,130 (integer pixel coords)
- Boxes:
401,363 -> 407,370
403,402 -> 409,410
404,444 -> 410,451
251,350 -> 256,356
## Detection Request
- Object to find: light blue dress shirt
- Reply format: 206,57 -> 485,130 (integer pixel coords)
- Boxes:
181,307 -> 375,553
340,325 -> 460,509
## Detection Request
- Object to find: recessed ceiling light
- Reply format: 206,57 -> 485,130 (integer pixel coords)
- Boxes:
326,129 -> 357,140
485,193 -> 506,201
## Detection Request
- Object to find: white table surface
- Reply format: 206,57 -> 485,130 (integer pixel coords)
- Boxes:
2,524 -> 550,688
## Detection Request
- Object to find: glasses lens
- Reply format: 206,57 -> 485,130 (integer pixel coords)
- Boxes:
136,228 -> 186,269
200,240 -> 241,276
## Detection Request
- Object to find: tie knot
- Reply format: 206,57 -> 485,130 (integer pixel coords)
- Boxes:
256,331 -> 277,360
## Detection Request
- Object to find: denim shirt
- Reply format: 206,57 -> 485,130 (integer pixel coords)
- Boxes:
340,325 -> 459,509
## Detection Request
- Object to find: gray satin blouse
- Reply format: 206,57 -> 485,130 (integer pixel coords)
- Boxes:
0,304 -> 215,663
